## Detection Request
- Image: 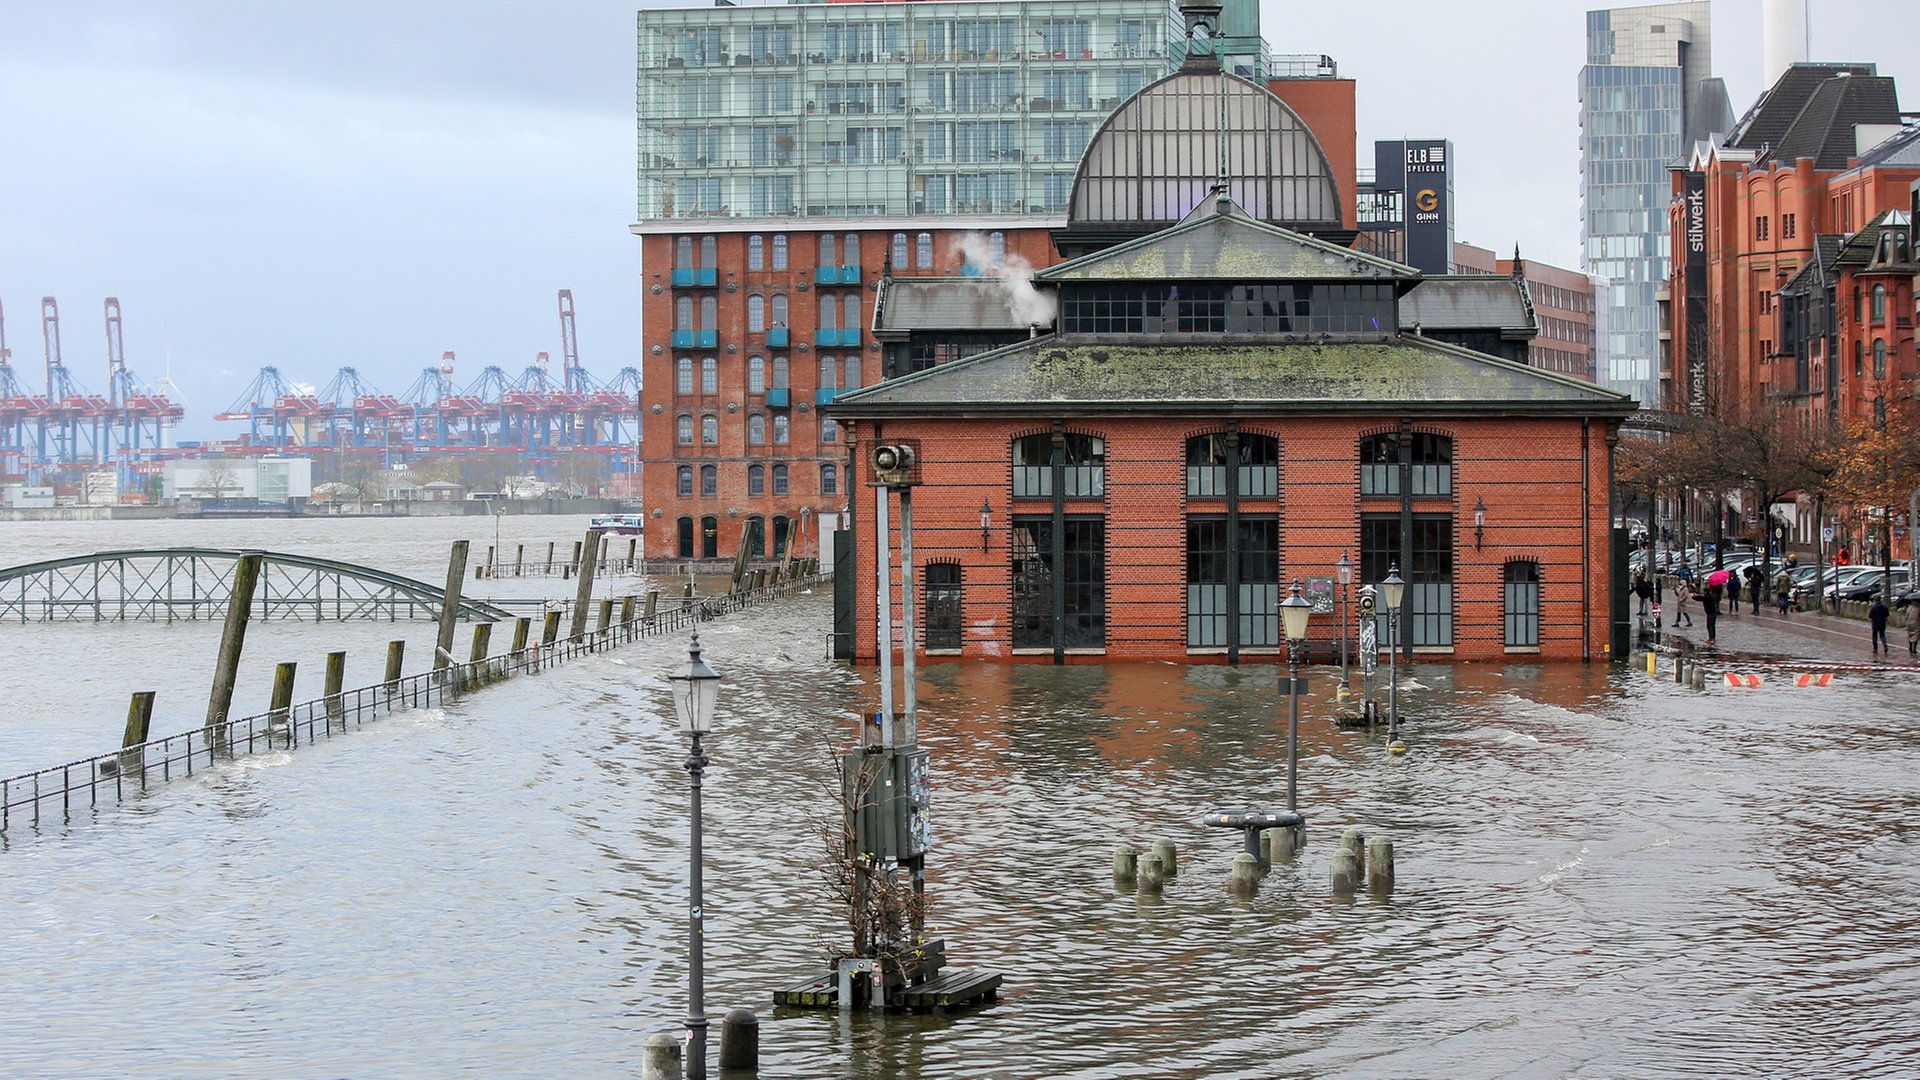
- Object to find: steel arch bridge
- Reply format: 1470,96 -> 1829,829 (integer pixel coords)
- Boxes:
0,548 -> 517,623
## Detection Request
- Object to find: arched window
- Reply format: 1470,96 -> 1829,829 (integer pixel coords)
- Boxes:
700,464 -> 717,496
677,466 -> 694,497
1185,432 -> 1278,497
772,463 -> 789,495
822,462 -> 839,495
748,463 -> 765,496
746,515 -> 766,558
747,235 -> 765,271
1359,432 -> 1452,496
843,234 -> 860,267
844,354 -> 861,389
676,356 -> 694,394
675,235 -> 694,268
1504,561 -> 1541,649
892,232 -> 908,267
843,294 -> 861,333
821,418 -> 840,444
819,234 -> 837,266
748,414 -> 767,445
700,356 -> 717,394
916,232 -> 933,269
818,293 -> 838,331
747,295 -> 765,332
988,231 -> 1005,265
770,293 -> 788,327
1855,341 -> 1865,378
771,234 -> 788,270
819,356 -> 838,390
773,515 -> 791,557
925,563 -> 963,650
676,414 -> 694,445
677,516 -> 695,558
1012,432 -> 1104,498
773,413 -> 790,444
1872,284 -> 1887,323
700,515 -> 718,559
675,295 -> 694,331
771,355 -> 789,389
748,356 -> 766,394
1874,338 -> 1888,379
699,235 -> 716,267
699,295 -> 716,330
701,414 -> 718,444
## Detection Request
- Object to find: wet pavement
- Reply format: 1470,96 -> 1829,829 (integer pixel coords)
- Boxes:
1651,598 -> 1920,671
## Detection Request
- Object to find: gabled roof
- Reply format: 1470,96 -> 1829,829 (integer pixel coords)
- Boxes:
1767,73 -> 1901,170
873,277 -> 1035,337
1833,211 -> 1918,273
1727,63 -> 1877,152
1037,192 -> 1417,284
1849,123 -> 1920,170
826,333 -> 1634,418
1400,276 -> 1535,339
1777,234 -> 1847,296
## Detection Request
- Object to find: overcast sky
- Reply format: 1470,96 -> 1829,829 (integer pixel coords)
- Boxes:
3,1 -> 1917,439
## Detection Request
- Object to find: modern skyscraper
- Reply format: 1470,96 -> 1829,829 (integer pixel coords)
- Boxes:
1579,2 -> 1732,408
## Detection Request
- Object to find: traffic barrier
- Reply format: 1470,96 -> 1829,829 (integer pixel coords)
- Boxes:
1724,672 -> 1763,688
1794,673 -> 1833,687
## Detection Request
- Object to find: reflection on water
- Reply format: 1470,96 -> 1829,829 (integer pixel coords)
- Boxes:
2,519 -> 1918,1077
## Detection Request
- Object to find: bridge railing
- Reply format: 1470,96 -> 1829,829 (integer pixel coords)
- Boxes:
1,566 -> 828,835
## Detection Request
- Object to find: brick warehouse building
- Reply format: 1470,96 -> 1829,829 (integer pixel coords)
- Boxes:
828,62 -> 1634,666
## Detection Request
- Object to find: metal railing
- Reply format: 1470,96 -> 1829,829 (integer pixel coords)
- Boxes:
2,567 -> 829,836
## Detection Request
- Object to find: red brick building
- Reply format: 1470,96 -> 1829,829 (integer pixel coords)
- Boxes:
1453,241 -> 1603,383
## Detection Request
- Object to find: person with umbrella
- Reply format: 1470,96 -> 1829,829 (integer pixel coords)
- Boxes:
1702,570 -> 1729,644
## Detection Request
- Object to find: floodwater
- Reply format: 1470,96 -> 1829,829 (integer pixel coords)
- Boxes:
2,517 -> 1917,1078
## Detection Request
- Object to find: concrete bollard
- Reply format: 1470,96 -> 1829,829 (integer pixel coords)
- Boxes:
1151,838 -> 1178,879
1690,664 -> 1705,691
1340,829 -> 1366,880
1366,836 -> 1395,892
1113,845 -> 1138,883
1227,852 -> 1260,895
641,1032 -> 683,1080
1263,825 -> 1299,862
1331,847 -> 1359,897
1673,656 -> 1686,684
1137,853 -> 1165,894
718,1007 -> 758,1072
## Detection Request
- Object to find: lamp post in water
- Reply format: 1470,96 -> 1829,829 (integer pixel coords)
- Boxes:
1382,563 -> 1406,745
1336,551 -> 1353,699
1280,580 -> 1313,811
669,632 -> 721,1080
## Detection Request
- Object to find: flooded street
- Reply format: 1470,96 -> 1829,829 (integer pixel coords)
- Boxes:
2,517 -> 1917,1077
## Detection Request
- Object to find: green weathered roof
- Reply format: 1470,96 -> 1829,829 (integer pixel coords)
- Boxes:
1036,193 -> 1418,284
827,332 -> 1635,419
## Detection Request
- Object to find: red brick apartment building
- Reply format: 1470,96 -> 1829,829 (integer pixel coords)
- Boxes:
1454,242 -> 1603,383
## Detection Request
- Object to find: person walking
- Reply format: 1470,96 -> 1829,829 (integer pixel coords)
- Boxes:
1744,565 -> 1762,613
1633,572 -> 1653,618
1775,566 -> 1795,615
1906,600 -> 1919,658
1726,568 -> 1742,613
1671,578 -> 1694,627
1702,582 -> 1721,645
1869,596 -> 1891,656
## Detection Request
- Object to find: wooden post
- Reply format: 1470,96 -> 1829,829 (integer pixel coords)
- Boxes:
470,623 -> 493,685
515,544 -> 525,578
546,541 -> 556,575
434,541 -> 470,676
596,598 -> 614,642
644,590 -> 660,625
626,537 -> 638,571
324,650 -> 346,726
511,616 -> 531,657
619,595 -> 636,639
385,640 -> 405,686
569,528 -> 605,642
599,535 -> 610,574
270,662 -> 298,746
487,544 -> 497,578
204,552 -> 264,743
120,691 -> 156,775
542,610 -> 562,647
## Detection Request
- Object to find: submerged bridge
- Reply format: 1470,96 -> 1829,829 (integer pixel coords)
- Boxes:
0,548 -> 516,623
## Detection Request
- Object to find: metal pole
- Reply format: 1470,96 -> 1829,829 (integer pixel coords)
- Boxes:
1286,636 -> 1299,813
1387,610 -> 1400,742
686,730 -> 709,1080
1337,582 -> 1348,693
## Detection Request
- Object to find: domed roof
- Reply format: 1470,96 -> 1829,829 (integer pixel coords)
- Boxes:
1067,70 -> 1342,235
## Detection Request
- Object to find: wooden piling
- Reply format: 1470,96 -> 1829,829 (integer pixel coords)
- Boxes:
619,595 -> 635,640
324,650 -> 346,726
384,640 -> 406,695
470,623 -> 493,685
568,528 -> 604,642
596,598 -> 614,640
545,541 -> 555,575
514,544 -> 525,578
1366,836 -> 1395,892
643,590 -> 659,625
511,616 -> 531,658
270,662 -> 298,745
598,535 -> 610,574
120,691 -> 156,775
204,552 -> 263,742
542,610 -> 562,648
626,538 -> 638,572
434,541 -> 470,677
1151,838 -> 1178,878
1113,845 -> 1138,883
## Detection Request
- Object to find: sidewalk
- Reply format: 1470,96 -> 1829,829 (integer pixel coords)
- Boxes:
1658,600 -> 1920,669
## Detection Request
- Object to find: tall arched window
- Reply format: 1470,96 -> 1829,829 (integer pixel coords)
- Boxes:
770,293 -> 788,327
747,295 -> 765,332
677,466 -> 694,497
1855,341 -> 1865,377
819,356 -> 838,390
772,463 -> 789,495
1504,561 -> 1541,649
677,414 -> 694,445
843,234 -> 860,267
700,356 -> 717,394
675,235 -> 694,268
748,464 -> 766,496
925,563 -> 963,650
701,414 -> 718,444
819,234 -> 837,266
676,295 -> 695,331
916,232 -> 933,269
699,295 -> 717,330
748,414 -> 766,444
676,357 -> 694,394
844,354 -> 862,389
700,464 -> 717,496
1874,338 -> 1888,378
771,234 -> 788,270
1012,432 -> 1104,498
773,414 -> 790,444
677,516 -> 695,558
747,235 -> 765,270
843,294 -> 861,333
821,463 -> 839,495
987,231 -> 1005,265
1872,284 -> 1887,323
700,515 -> 718,558
772,355 -> 789,389
891,232 -> 908,267
818,294 -> 838,331
748,356 -> 766,394
699,235 -> 716,267
821,418 -> 840,443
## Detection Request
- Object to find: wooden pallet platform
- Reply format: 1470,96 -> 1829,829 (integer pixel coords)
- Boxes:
773,968 -> 1001,1013
774,974 -> 839,1008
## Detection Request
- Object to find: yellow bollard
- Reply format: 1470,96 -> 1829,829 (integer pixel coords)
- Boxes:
1647,651 -> 1657,676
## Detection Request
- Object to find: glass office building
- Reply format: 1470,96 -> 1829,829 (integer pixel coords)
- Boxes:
1579,2 -> 1730,408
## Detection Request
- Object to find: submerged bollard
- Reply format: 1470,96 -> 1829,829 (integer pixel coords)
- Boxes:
1331,847 -> 1359,897
1113,845 -> 1138,883
1366,836 -> 1395,892
1340,829 -> 1366,880
1690,664 -> 1705,691
717,1007 -> 758,1071
1138,853 -> 1165,895
1227,852 -> 1260,895
269,662 -> 298,745
1263,825 -> 1300,862
324,651 -> 346,726
1674,656 -> 1686,684
1151,838 -> 1178,879
641,1032 -> 683,1080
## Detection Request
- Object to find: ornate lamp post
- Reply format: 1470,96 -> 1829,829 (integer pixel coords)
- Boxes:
668,632 -> 721,1080
1280,580 -> 1313,812
1336,551 -> 1353,700
1381,563 -> 1406,746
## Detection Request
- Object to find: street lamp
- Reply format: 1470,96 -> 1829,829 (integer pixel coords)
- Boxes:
979,499 -> 993,552
1336,551 -> 1353,699
1381,563 -> 1406,746
1474,498 -> 1487,550
1280,580 -> 1313,813
668,631 -> 721,1080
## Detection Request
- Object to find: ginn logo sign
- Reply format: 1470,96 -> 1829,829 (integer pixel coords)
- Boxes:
1415,189 -> 1440,213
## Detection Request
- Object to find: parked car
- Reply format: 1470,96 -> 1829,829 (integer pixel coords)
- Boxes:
1795,564 -> 1882,607
1834,569 -> 1911,603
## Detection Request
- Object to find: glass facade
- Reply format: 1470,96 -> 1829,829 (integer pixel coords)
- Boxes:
636,0 -> 1196,223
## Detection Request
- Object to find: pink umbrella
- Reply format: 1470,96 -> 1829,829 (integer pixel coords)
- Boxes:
1706,569 -> 1732,588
